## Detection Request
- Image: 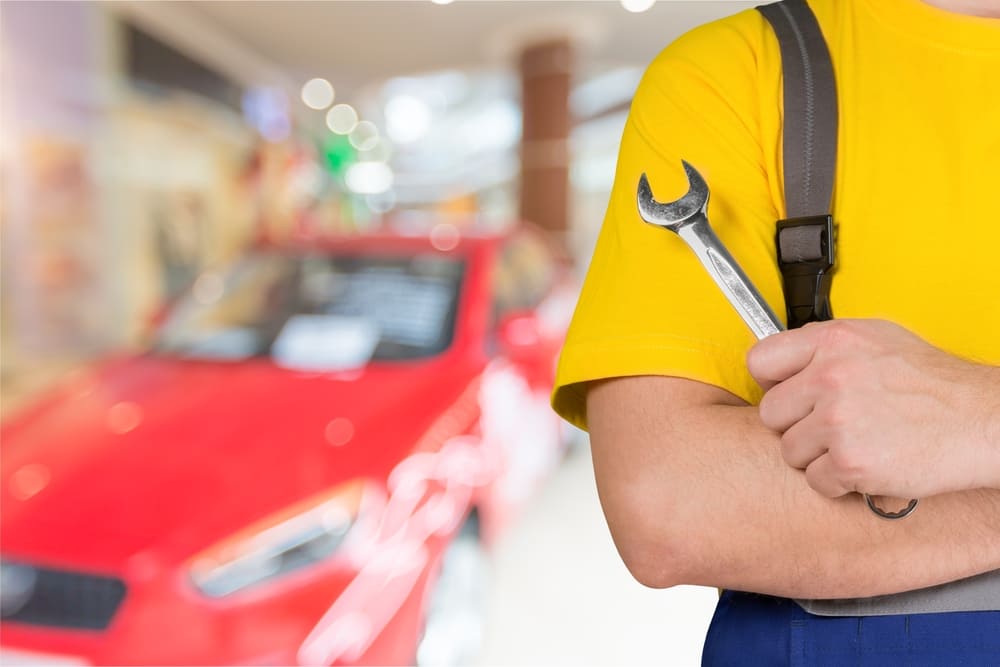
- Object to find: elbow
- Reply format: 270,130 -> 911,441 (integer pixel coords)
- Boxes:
618,537 -> 685,590
586,377 -> 729,590
599,477 -> 697,590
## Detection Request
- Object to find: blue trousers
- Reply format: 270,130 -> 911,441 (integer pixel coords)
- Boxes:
702,590 -> 1000,666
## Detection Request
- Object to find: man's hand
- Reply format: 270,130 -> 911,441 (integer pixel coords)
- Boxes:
747,319 -> 1000,499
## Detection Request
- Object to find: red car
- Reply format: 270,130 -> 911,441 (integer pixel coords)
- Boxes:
0,227 -> 574,666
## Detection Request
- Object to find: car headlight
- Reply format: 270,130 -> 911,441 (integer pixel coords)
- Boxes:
190,480 -> 364,597
0,561 -> 37,616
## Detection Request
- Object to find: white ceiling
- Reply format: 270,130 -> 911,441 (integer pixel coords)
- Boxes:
169,1 -> 755,97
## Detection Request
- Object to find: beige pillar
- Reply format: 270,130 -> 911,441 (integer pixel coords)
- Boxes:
519,39 -> 573,254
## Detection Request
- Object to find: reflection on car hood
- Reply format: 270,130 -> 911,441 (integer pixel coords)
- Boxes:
0,355 -> 482,571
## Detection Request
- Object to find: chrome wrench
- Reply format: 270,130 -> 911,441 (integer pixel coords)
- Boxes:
636,160 -> 917,520
637,161 -> 783,339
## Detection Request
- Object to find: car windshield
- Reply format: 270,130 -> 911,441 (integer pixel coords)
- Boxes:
154,251 -> 465,368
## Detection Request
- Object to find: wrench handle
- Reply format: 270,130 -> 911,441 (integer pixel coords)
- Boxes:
677,217 -> 784,340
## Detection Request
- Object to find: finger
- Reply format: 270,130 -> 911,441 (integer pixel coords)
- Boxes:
758,371 -> 823,433
746,323 -> 827,385
778,411 -> 827,469
804,453 -> 852,498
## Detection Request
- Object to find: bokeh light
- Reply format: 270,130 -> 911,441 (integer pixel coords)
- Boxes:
430,223 -> 461,251
345,162 -> 394,194
301,77 -> 335,109
349,121 -> 380,151
325,418 -> 355,446
385,95 -> 432,144
326,104 -> 359,134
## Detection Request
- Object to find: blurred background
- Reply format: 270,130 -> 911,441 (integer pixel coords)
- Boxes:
1,1 -> 753,665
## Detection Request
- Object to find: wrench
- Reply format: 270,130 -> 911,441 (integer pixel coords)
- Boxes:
636,160 -> 917,520
637,161 -> 783,339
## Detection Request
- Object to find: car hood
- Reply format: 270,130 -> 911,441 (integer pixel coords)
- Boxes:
1,354 -> 482,571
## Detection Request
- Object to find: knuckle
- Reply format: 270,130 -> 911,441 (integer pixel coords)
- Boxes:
817,368 -> 843,391
820,401 -> 850,429
821,320 -> 859,350
828,444 -> 866,483
780,434 -> 804,468
804,465 -> 836,497
746,344 -> 769,380
816,362 -> 854,393
805,476 -> 828,497
757,392 -> 779,429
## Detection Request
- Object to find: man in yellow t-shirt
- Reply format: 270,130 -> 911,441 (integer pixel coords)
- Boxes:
552,0 -> 1000,662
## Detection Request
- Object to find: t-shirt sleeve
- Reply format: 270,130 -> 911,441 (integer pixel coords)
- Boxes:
552,9 -> 787,430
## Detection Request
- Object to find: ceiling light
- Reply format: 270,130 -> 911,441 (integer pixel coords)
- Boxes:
385,95 -> 432,144
346,162 -> 394,195
301,78 -> 335,110
620,0 -> 655,12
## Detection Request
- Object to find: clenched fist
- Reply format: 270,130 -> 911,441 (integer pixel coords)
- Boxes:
747,319 -> 1000,499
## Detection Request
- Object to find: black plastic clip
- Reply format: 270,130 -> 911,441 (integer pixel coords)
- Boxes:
775,215 -> 835,330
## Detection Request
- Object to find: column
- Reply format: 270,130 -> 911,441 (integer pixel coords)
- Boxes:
518,39 -> 573,255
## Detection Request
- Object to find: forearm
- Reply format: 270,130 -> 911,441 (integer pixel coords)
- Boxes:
588,376 -> 1000,600
982,365 -> 1000,489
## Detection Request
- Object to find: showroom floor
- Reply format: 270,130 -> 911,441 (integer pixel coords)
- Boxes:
478,441 -> 719,667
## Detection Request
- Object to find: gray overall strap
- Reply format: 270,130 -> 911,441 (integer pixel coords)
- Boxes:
757,0 -> 838,328
756,0 -> 838,218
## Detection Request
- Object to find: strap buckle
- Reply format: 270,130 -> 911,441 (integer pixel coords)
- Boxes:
775,215 -> 835,329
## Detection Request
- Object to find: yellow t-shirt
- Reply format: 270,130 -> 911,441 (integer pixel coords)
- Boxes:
553,0 -> 1000,430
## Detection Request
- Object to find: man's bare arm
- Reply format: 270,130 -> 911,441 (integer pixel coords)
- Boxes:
587,375 -> 1000,600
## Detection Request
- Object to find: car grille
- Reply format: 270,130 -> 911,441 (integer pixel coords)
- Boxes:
1,561 -> 127,631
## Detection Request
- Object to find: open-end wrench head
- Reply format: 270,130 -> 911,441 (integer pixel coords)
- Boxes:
637,160 -> 710,232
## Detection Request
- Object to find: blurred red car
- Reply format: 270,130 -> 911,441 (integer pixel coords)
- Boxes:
0,227 -> 575,666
